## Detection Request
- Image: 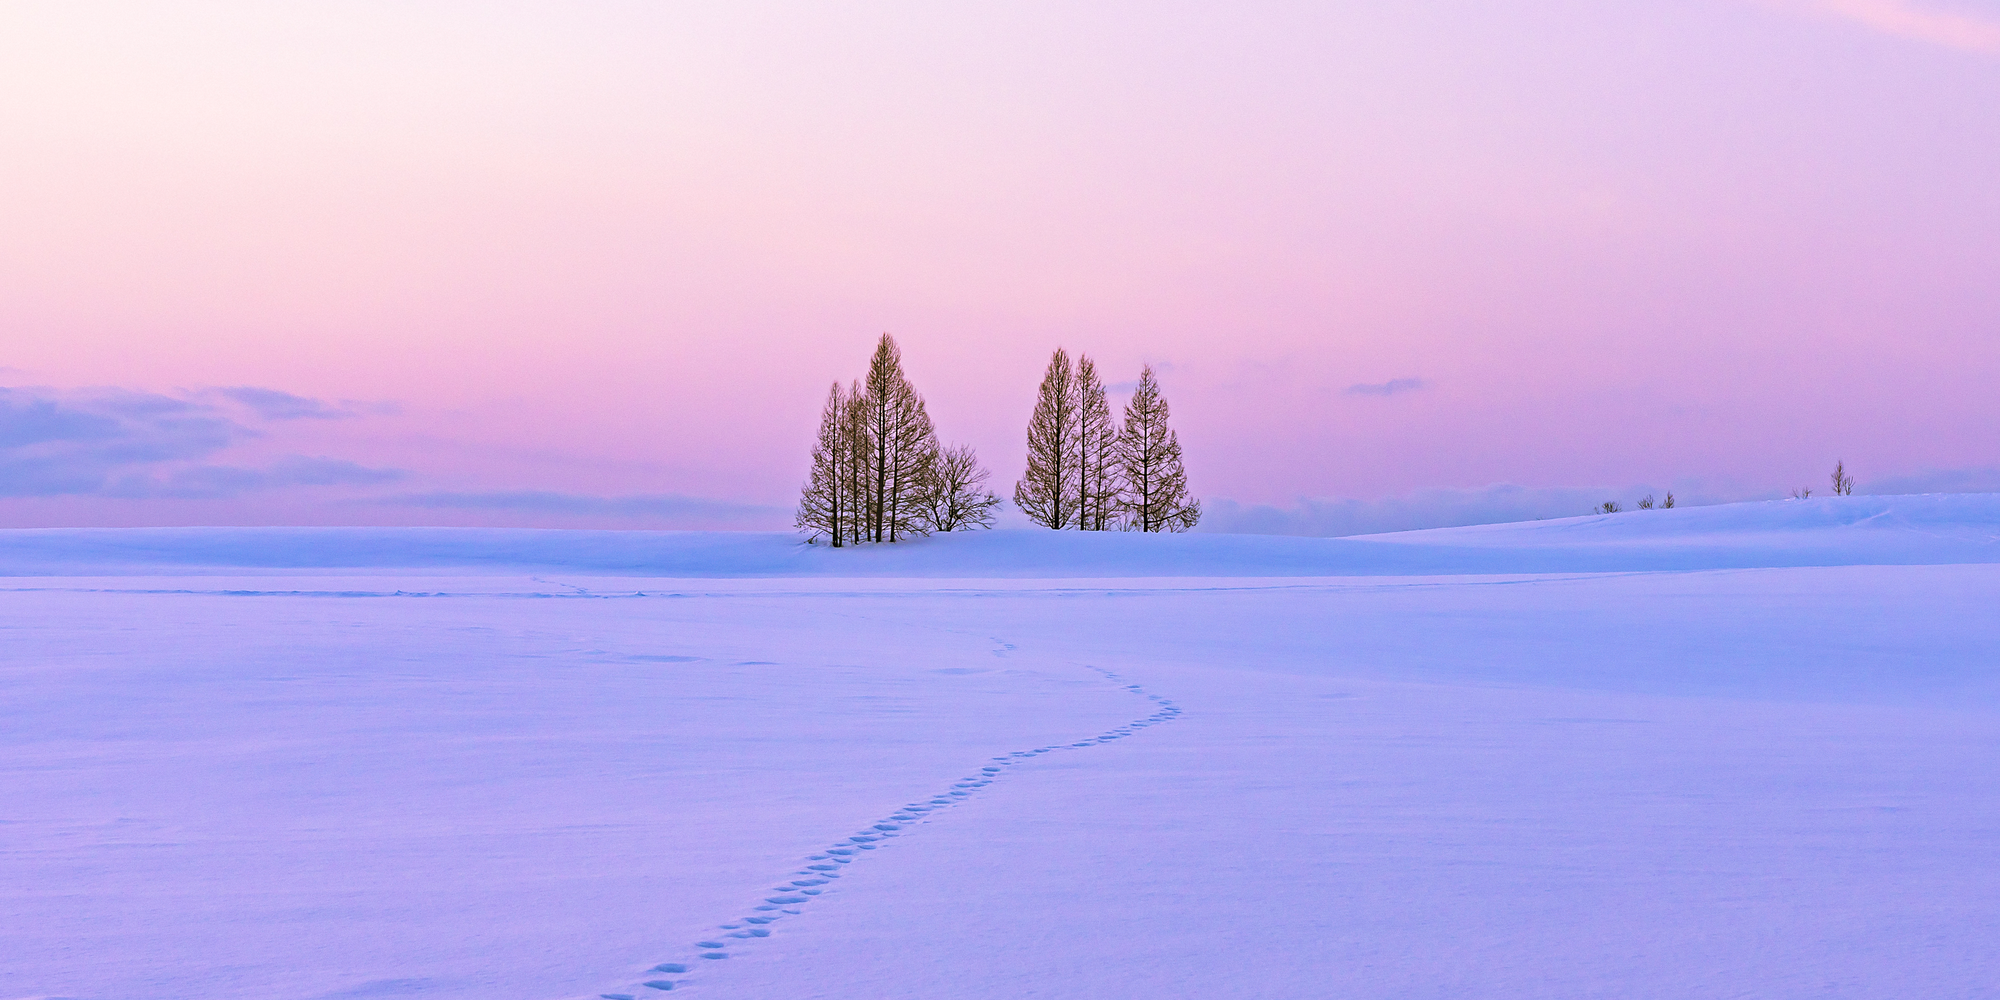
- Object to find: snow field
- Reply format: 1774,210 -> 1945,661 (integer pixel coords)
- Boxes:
4,494 -> 1999,999
705,564 -> 2000,998
0,582 -> 1155,999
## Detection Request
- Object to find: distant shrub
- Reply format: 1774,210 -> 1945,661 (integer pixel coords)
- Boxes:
1599,501 -> 1621,514
1662,492 -> 1675,509
1637,495 -> 1655,510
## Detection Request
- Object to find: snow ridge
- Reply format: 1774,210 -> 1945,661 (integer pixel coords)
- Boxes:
590,664 -> 1181,997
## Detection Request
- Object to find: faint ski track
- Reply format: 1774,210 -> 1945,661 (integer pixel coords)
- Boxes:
585,662 -> 1183,998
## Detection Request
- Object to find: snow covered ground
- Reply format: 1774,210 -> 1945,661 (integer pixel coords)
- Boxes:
4,495 -> 1998,999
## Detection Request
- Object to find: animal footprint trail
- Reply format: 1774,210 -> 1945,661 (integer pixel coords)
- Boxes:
593,664 -> 1180,996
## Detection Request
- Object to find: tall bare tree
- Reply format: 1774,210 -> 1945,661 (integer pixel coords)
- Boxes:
802,336 -> 976,546
1115,364 -> 1199,532
838,379 -> 871,545
888,392 -> 940,539
795,382 -> 851,544
1074,355 -> 1119,530
860,333 -> 939,542
918,443 -> 1001,531
1831,460 -> 1855,496
1014,348 -> 1079,528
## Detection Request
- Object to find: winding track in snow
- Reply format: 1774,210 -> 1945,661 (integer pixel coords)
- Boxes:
0,579 -> 1184,997
588,662 -> 1182,998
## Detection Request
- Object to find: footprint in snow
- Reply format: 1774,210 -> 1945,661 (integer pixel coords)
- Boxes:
593,662 -> 1179,997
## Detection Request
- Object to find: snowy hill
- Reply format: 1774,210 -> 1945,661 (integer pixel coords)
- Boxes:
1347,491 -> 2000,571
3,493 -> 1997,577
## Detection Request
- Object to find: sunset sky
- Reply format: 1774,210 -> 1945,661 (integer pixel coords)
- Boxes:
4,1 -> 1997,532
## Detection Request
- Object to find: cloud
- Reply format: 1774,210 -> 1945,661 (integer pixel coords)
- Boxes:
1,385 -> 401,499
1344,377 -> 1429,397
1790,0 -> 2000,54
207,386 -> 354,420
1,386 -> 248,495
376,490 -> 789,525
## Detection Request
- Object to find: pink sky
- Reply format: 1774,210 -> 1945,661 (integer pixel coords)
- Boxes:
3,2 -> 1997,532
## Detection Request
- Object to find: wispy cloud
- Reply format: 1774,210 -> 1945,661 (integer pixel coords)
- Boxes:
1,386 -> 401,499
207,386 -> 355,421
2,387 -> 247,496
1344,377 -> 1429,397
1790,0 -> 2000,54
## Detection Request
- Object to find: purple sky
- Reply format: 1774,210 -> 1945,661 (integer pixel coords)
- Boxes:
4,2 -> 1997,533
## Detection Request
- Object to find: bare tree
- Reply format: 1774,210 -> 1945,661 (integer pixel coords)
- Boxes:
1791,486 -> 1813,499
1074,355 -> 1119,530
1115,364 -> 1199,532
1662,492 -> 1676,509
861,334 -> 939,542
799,337 -> 951,546
1638,495 -> 1655,510
1014,349 -> 1080,529
838,380 -> 870,546
1831,460 -> 1855,496
889,393 -> 940,539
919,443 -> 1001,531
795,382 -> 851,544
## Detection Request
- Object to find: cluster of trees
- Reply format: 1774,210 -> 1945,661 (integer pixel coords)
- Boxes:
795,335 -> 1001,545
1792,460 -> 1857,500
1014,350 -> 1198,532
796,336 -> 1199,544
